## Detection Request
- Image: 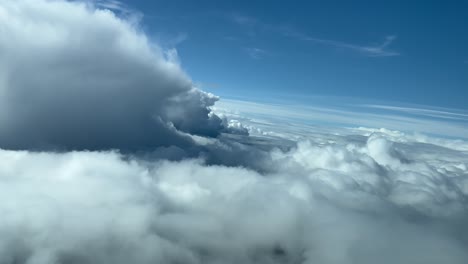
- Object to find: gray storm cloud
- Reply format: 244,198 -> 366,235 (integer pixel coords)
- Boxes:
0,0 -> 223,151
1,1 -> 468,264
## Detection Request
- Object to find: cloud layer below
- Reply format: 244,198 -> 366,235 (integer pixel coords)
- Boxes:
1,129 -> 468,264
215,98 -> 468,139
1,1 -> 468,264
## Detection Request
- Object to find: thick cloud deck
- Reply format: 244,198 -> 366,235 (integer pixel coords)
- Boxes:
0,0 -> 222,150
1,130 -> 468,264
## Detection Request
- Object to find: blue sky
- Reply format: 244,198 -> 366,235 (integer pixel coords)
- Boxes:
113,0 -> 468,110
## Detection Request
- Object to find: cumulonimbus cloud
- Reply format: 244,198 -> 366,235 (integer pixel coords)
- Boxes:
0,0 -> 223,151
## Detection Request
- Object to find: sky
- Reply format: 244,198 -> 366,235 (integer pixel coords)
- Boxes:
115,0 -> 468,109
1,1 -> 468,263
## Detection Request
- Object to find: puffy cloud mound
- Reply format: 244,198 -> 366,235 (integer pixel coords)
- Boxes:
1,131 -> 468,264
271,132 -> 468,218
0,0 -> 223,151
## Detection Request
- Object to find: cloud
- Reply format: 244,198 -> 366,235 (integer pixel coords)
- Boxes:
1,1 -> 468,263
358,35 -> 399,57
154,32 -> 189,49
215,98 -> 468,139
363,104 -> 468,121
229,14 -> 399,57
284,30 -> 400,57
94,0 -> 128,12
245,47 -> 267,59
93,0 -> 142,24
231,13 -> 257,27
1,128 -> 468,263
0,0 -> 224,151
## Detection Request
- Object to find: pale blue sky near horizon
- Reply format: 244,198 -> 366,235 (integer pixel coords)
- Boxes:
107,0 -> 467,111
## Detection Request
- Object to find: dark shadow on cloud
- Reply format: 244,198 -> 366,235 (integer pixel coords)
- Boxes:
0,0 -> 227,152
132,133 -> 287,173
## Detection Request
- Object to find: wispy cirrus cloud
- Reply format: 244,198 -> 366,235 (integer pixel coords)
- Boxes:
94,0 -> 124,9
94,0 -> 133,14
363,104 -> 468,121
167,32 -> 189,46
230,13 -> 399,57
216,98 -> 468,139
93,0 -> 142,23
155,32 -> 189,48
231,13 -> 257,26
245,47 -> 268,59
280,28 -> 400,57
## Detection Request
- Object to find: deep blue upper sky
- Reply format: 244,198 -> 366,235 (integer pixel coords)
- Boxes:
118,0 -> 468,109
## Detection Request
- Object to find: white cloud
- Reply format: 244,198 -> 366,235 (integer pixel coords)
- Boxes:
230,14 -> 399,57
94,0 -> 130,13
363,104 -> 468,121
0,0 -> 223,151
294,34 -> 400,57
1,128 -> 468,263
1,1 -> 468,263
154,32 -> 189,48
215,99 -> 468,139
